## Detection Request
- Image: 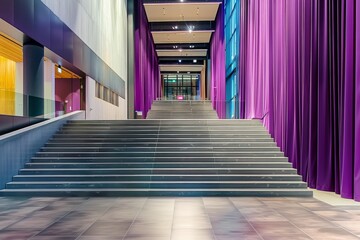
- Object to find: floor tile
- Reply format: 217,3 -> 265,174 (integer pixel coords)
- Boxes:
82,221 -> 132,236
0,230 -> 39,240
0,196 -> 358,240
333,221 -> 360,235
301,227 -> 360,240
171,229 -> 214,240
173,216 -> 212,229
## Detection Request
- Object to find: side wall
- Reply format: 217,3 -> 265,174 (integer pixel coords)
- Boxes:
86,76 -> 126,120
41,0 -> 128,119
0,111 -> 85,189
0,0 -> 128,119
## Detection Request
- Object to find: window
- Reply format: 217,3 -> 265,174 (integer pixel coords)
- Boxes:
224,0 -> 240,118
95,82 -> 119,106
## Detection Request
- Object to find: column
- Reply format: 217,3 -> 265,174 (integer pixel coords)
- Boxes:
23,40 -> 44,117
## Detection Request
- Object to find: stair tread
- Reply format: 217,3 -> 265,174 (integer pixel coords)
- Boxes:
13,174 -> 300,177
0,188 -> 310,192
26,162 -> 290,164
7,181 -> 306,184
20,168 -> 295,170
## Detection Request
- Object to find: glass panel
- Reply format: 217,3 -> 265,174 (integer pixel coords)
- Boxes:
225,0 -> 240,118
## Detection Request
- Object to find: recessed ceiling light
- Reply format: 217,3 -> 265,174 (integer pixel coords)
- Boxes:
188,26 -> 195,33
179,60 -> 182,63
193,59 -> 197,63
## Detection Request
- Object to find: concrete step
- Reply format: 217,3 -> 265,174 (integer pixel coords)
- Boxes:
49,138 -> 275,143
59,129 -> 269,134
12,174 -> 304,182
61,126 -> 266,130
31,156 -> 289,163
0,117 -> 312,197
35,152 -> 285,157
52,134 -> 272,139
67,120 -> 263,126
18,168 -> 298,175
40,147 -> 281,153
24,162 -> 292,169
6,181 -> 307,189
0,188 -> 313,197
44,142 -> 278,148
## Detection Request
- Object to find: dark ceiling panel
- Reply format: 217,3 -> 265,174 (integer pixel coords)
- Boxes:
144,0 -> 222,3
159,59 -> 205,65
156,43 -> 209,50
150,21 -> 215,31
159,56 -> 207,61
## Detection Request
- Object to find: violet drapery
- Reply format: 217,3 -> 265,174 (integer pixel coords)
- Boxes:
134,0 -> 160,118
240,0 -> 360,201
210,2 -> 226,119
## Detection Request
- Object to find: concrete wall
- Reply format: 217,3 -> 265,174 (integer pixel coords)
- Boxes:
86,76 -> 125,120
44,58 -> 55,118
41,0 -> 128,118
15,62 -> 23,116
0,111 -> 85,189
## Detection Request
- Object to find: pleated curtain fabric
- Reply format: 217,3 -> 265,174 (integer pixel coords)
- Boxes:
210,3 -> 226,119
134,0 -> 160,118
239,0 -> 360,201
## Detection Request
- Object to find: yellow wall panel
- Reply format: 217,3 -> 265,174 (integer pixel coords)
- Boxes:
0,55 -> 16,115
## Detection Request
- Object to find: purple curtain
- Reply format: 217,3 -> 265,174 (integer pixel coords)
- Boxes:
134,0 -> 160,118
240,0 -> 360,201
210,3 -> 226,119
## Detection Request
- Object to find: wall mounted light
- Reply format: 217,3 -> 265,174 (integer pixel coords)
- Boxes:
57,65 -> 62,74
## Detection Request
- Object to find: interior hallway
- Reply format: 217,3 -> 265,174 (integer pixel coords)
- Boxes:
0,192 -> 360,240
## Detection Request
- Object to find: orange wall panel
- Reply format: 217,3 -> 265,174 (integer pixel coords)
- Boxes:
0,56 -> 16,115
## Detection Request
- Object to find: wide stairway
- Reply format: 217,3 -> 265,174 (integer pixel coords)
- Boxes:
0,118 -> 311,197
147,100 -> 218,119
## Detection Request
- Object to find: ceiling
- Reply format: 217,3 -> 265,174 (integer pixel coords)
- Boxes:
144,3 -> 220,22
54,64 -> 81,79
152,31 -> 213,44
160,64 -> 204,72
143,1 -> 221,73
0,33 -> 22,62
156,49 -> 208,57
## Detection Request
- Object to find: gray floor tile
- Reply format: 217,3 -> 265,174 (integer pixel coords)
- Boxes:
82,221 -> 132,236
0,197 -> 358,240
171,229 -> 215,240
301,227 -> 360,240
173,216 -> 212,229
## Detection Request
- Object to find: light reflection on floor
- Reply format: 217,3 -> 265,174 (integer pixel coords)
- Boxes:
0,196 -> 359,240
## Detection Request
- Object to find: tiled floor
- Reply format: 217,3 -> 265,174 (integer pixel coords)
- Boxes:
0,196 -> 359,240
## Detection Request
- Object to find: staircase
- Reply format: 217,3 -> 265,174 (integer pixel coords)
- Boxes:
0,119 -> 312,197
147,100 -> 218,119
